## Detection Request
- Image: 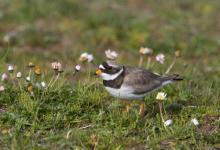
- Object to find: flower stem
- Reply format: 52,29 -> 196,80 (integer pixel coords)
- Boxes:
146,56 -> 151,69
47,75 -> 54,88
165,57 -> 176,74
138,55 -> 143,67
28,69 -> 32,78
158,101 -> 165,123
50,73 -> 60,88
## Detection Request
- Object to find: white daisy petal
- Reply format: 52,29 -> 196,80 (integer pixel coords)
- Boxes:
0,85 -> 5,92
105,49 -> 118,60
8,65 -> 14,72
16,72 -> 22,78
26,76 -> 31,81
139,47 -> 153,55
87,54 -> 94,62
156,53 -> 165,64
164,119 -> 173,126
191,118 -> 199,126
156,92 -> 167,100
75,64 -> 81,71
1,73 -> 8,81
79,52 -> 89,62
41,81 -> 46,88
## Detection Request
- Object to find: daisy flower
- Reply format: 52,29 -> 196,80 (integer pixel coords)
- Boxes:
156,92 -> 167,100
79,52 -> 89,62
138,47 -> 153,67
79,52 -> 94,62
27,84 -> 33,93
51,61 -> 62,71
156,92 -> 167,123
164,119 -> 173,127
105,49 -> 118,60
0,85 -> 5,92
175,50 -> 181,58
1,73 -> 8,81
34,67 -> 41,75
26,76 -> 31,82
191,118 -> 199,126
16,72 -> 22,78
156,53 -> 165,64
41,81 -> 46,88
139,47 -> 153,55
28,62 -> 35,68
8,65 -> 14,73
75,64 -> 81,72
87,54 -> 94,62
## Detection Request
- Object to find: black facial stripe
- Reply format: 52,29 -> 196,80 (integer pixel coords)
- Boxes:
102,62 -> 112,69
101,61 -> 122,74
102,67 -> 121,75
103,67 -> 125,89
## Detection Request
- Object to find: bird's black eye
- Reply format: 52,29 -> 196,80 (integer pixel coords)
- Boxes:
107,66 -> 112,70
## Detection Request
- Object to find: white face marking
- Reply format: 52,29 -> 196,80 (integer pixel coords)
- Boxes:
99,64 -> 105,70
100,68 -> 123,81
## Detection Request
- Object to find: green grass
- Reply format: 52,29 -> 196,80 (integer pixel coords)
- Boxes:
0,0 -> 220,149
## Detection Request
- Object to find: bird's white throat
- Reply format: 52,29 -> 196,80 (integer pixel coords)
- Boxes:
100,68 -> 123,81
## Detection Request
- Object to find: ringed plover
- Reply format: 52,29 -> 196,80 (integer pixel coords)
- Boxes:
96,61 -> 182,116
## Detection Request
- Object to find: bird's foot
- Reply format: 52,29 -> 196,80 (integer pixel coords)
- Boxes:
139,101 -> 145,118
122,101 -> 131,114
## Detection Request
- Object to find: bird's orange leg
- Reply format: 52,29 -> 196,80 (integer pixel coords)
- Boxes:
139,101 -> 145,117
123,101 -> 131,113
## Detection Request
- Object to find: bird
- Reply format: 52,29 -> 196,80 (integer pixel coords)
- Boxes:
95,61 -> 183,117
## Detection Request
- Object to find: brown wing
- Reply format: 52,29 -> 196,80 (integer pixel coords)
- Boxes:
123,67 -> 162,94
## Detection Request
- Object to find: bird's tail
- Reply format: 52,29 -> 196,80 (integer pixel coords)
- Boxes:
160,74 -> 183,82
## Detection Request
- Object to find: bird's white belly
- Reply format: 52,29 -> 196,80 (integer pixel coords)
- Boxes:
105,86 -> 146,100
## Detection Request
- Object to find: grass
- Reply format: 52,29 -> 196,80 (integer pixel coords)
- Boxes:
0,0 -> 220,149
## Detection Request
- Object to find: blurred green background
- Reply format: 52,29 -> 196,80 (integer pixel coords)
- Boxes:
0,0 -> 220,63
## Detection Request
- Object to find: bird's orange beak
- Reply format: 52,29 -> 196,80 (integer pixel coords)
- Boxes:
95,69 -> 102,76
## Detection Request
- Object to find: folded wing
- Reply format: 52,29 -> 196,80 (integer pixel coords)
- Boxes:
123,67 -> 162,94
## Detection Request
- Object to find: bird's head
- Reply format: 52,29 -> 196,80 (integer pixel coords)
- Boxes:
95,61 -> 124,81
